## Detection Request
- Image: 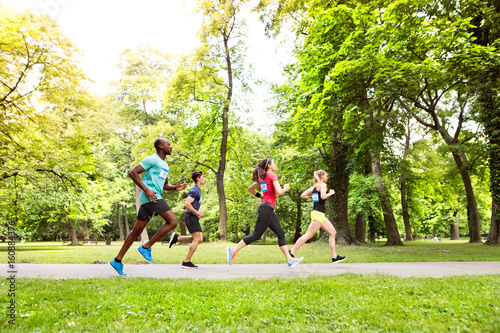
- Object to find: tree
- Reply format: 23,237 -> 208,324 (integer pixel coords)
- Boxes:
373,0 -> 489,242
113,44 -> 173,126
286,1 -> 404,245
400,118 -> 415,241
165,0 -> 252,241
0,7 -> 85,179
468,0 -> 500,245
261,1 -> 362,244
0,7 -> 114,242
111,45 -> 175,243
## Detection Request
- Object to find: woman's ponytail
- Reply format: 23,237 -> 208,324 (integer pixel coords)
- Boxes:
253,158 -> 272,182
313,170 -> 326,190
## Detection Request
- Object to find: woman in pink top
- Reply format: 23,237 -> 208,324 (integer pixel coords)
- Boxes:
226,158 -> 304,268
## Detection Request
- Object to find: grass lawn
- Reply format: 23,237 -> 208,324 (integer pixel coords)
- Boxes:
2,238 -> 500,264
2,240 -> 499,332
1,275 -> 499,332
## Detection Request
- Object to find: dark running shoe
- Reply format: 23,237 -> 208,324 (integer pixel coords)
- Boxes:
332,255 -> 346,264
169,232 -> 179,248
288,250 -> 294,258
181,261 -> 198,269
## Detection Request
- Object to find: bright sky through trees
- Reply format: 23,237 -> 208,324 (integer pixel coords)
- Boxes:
3,0 -> 289,131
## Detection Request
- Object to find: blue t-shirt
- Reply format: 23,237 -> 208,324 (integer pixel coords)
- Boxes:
138,154 -> 169,205
185,185 -> 202,217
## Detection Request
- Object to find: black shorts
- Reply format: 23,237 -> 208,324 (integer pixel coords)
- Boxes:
184,214 -> 202,233
137,199 -> 171,221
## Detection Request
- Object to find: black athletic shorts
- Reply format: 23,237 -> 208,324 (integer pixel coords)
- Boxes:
137,199 -> 171,221
184,214 -> 202,233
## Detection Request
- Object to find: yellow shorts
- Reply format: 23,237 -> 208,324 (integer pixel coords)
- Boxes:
311,210 -> 326,224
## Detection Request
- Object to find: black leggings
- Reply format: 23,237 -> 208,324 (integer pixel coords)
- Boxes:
243,203 -> 287,247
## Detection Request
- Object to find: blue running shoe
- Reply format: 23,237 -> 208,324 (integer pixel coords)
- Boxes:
137,245 -> 154,263
108,258 -> 126,276
288,257 -> 304,268
226,247 -> 234,265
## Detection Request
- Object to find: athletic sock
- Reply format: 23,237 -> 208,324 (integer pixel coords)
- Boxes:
115,258 -> 122,263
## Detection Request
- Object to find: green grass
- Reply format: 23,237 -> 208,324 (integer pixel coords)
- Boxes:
2,239 -> 500,264
1,275 -> 499,332
2,240 -> 499,332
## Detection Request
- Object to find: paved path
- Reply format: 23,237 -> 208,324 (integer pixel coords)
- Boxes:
3,262 -> 500,279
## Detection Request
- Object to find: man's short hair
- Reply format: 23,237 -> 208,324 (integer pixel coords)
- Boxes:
192,171 -> 203,183
154,138 -> 166,151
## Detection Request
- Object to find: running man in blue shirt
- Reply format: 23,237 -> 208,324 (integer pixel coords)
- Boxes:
109,138 -> 187,276
168,171 -> 207,268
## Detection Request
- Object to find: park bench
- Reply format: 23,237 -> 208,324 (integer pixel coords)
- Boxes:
83,238 -> 98,245
62,238 -> 72,245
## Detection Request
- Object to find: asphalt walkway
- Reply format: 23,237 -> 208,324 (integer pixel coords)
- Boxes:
3,262 -> 500,279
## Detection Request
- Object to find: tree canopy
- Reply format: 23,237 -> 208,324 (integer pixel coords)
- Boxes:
1,0 -> 497,246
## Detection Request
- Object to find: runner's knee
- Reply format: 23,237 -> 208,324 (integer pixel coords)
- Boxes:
169,220 -> 178,229
194,233 -> 203,243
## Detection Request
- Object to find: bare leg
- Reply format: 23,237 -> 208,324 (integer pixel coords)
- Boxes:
290,220 -> 322,256
280,245 -> 294,263
143,210 -> 178,249
116,219 -> 148,260
182,232 -> 203,262
320,219 -> 337,258
178,235 -> 193,243
231,239 -> 247,255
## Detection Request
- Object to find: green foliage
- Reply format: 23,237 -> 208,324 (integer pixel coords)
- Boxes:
112,44 -> 174,125
2,0 -> 498,245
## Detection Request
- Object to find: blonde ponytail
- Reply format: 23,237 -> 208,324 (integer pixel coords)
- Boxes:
313,170 -> 327,191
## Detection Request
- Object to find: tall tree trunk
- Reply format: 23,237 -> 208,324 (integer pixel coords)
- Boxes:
401,172 -> 412,241
136,185 -> 149,244
216,32 -> 233,241
472,0 -> 500,246
82,220 -> 89,239
362,94 -> 403,246
142,100 -> 148,126
401,123 -> 413,241
327,138 -> 355,244
293,196 -> 302,242
371,152 -> 403,245
65,212 -> 79,245
481,74 -> 500,244
235,223 -> 239,243
448,150 -> 482,243
123,205 -> 130,235
368,213 -> 376,243
355,211 -> 367,244
179,214 -> 187,236
216,165 -> 228,241
487,208 -> 500,245
450,211 -> 460,240
116,203 -> 124,241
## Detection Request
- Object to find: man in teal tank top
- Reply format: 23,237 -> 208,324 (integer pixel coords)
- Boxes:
109,138 -> 187,276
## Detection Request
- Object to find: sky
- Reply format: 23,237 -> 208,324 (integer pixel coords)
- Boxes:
3,0 -> 292,131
